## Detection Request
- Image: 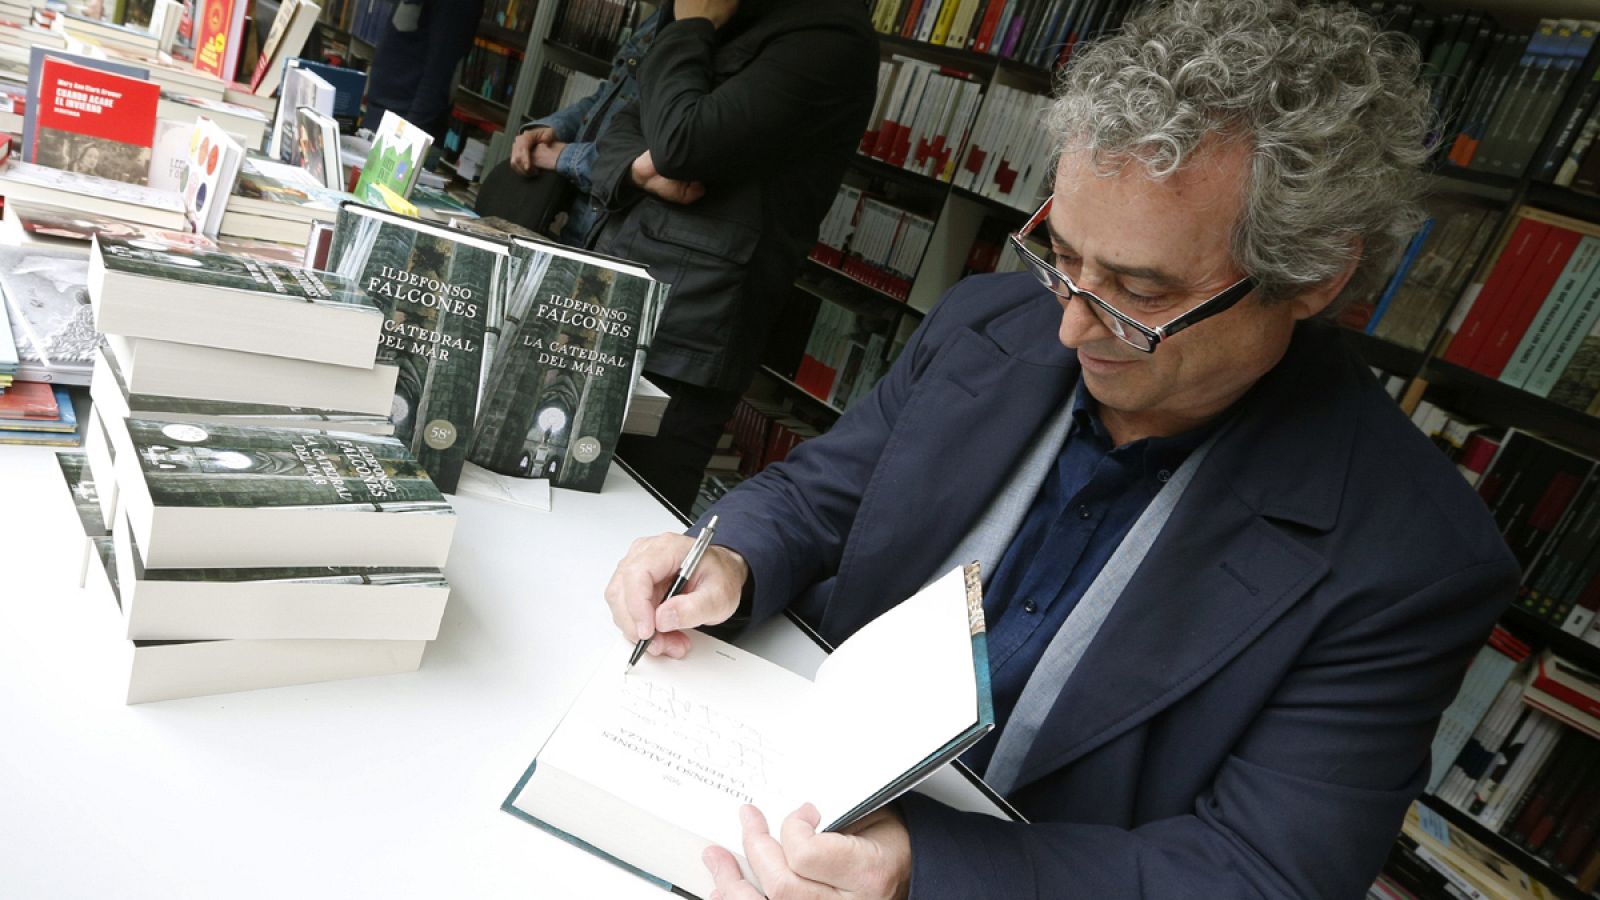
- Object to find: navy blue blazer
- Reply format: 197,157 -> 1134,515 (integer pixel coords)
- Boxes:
711,272 -> 1519,899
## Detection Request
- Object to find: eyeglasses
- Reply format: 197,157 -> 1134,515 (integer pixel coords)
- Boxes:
1008,197 -> 1258,353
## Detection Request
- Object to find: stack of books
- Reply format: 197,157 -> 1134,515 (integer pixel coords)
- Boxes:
223,154 -> 349,244
68,233 -> 458,704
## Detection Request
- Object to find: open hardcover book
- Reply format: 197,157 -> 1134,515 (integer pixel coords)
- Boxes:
503,564 -> 993,898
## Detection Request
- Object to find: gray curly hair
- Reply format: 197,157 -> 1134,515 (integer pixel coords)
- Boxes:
1049,0 -> 1434,308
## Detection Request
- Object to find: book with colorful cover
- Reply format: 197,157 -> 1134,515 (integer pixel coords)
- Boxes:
181,116 -> 243,236
327,202 -> 511,494
470,237 -> 664,493
352,110 -> 432,205
0,379 -> 58,419
191,0 -> 244,81
270,62 -> 332,162
231,154 -> 348,222
31,56 -> 160,184
292,105 -> 341,190
0,384 -> 74,432
20,46 -> 147,165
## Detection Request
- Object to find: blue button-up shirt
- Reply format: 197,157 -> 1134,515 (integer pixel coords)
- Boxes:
962,387 -> 1215,774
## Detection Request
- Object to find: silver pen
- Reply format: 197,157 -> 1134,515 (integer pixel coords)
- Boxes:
626,515 -> 718,672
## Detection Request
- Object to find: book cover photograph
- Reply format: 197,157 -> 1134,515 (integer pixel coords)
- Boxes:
470,241 -> 664,493
328,203 -> 510,493
292,106 -> 340,190
0,245 -> 96,368
271,64 -> 332,162
20,47 -> 148,165
232,155 -> 346,217
353,110 -> 432,205
93,235 -> 378,314
32,56 -> 160,184
124,417 -> 449,512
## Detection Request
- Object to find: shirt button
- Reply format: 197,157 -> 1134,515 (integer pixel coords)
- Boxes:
1157,469 -> 1171,483
1022,600 -> 1038,614
1077,505 -> 1090,520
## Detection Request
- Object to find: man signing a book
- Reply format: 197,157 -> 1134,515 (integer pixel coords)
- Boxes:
606,0 -> 1520,897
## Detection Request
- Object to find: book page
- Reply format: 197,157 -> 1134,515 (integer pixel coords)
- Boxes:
807,566 -> 981,825
536,633 -> 817,853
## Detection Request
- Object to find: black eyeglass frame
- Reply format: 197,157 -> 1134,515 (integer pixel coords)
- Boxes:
1008,197 -> 1259,353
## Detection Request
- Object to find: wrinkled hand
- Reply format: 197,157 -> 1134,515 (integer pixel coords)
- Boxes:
675,0 -> 739,28
704,804 -> 912,900
630,150 -> 706,205
510,126 -> 556,175
604,532 -> 747,658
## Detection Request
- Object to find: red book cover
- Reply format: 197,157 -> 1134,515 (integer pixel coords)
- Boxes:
0,382 -> 59,419
192,0 -> 238,79
1442,217 -> 1550,368
899,0 -> 927,38
32,58 -> 159,185
1531,654 -> 1600,720
1475,225 -> 1582,377
794,356 -> 838,401
973,0 -> 1007,54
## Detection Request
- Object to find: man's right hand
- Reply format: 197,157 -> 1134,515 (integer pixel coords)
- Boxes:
629,150 -> 706,204
675,0 -> 739,28
604,532 -> 748,659
510,126 -> 557,175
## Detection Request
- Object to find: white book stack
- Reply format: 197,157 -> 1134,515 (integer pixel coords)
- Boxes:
65,232 -> 460,704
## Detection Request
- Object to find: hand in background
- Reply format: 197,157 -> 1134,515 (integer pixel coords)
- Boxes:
630,150 -> 706,205
531,140 -> 568,171
704,804 -> 913,900
674,0 -> 739,28
604,532 -> 747,658
510,126 -> 557,175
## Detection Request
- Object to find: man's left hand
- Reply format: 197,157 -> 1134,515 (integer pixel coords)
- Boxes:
704,803 -> 912,900
531,139 -> 567,171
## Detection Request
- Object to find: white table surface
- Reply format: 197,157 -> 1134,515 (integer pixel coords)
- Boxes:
0,444 -> 685,899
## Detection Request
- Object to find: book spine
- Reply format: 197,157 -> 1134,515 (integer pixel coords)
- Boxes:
1442,217 -> 1551,369
1502,233 -> 1600,388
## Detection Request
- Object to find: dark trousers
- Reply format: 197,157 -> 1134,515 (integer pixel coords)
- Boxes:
362,0 -> 484,141
617,373 -> 742,517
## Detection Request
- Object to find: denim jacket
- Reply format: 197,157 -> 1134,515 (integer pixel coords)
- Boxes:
523,12 -> 661,243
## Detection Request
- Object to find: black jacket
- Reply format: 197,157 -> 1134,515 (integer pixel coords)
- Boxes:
588,0 -> 879,392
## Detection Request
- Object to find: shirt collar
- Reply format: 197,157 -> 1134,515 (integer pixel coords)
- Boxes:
1070,381 -> 1224,478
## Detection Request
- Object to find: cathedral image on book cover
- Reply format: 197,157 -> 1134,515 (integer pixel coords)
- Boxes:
470,239 -> 662,493
328,204 -> 510,494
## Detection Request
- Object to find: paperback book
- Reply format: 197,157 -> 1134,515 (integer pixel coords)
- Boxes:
0,201 -> 211,254
181,116 -> 244,237
20,46 -> 146,164
31,56 -> 160,184
89,235 -> 384,369
328,202 -> 512,493
114,416 -> 456,569
470,237 -> 664,492
291,105 -> 341,190
504,565 -> 992,899
0,159 -> 187,230
352,110 -> 432,205
248,0 -> 319,96
270,62 -> 331,162
55,450 -> 108,539
0,245 -> 96,385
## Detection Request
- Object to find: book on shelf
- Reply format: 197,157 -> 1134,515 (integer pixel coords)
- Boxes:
352,110 -> 432,205
91,342 -> 396,436
82,533 -> 429,705
181,117 -> 244,237
1398,803 -> 1555,900
269,61 -> 332,162
30,56 -> 160,185
469,236 -> 665,493
0,244 -> 96,386
504,564 -> 992,899
97,332 -> 398,418
1475,428 -> 1596,571
291,105 -> 342,191
249,0 -> 320,96
327,202 -> 513,494
111,416 -> 456,569
88,234 -> 385,369
110,510 -> 449,641
0,160 -> 187,230
1524,651 -> 1600,740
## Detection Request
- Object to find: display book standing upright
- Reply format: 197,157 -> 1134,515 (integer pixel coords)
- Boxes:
326,203 -> 666,494
65,233 -> 460,704
504,563 -> 994,899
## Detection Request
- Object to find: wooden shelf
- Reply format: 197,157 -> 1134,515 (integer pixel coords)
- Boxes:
759,365 -> 843,418
802,258 -> 922,314
1418,358 -> 1600,459
1417,794 -> 1597,900
478,17 -> 532,50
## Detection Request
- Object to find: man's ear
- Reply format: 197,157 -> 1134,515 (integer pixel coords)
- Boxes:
1289,239 -> 1363,321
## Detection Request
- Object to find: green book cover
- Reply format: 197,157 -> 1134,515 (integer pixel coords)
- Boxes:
94,236 -> 380,316
352,111 -> 433,204
328,203 -> 510,493
55,451 -> 109,538
470,238 -> 664,493
125,417 -> 449,512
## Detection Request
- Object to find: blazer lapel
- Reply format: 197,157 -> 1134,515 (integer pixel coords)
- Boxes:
1006,323 -> 1362,789
820,297 -> 1077,639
